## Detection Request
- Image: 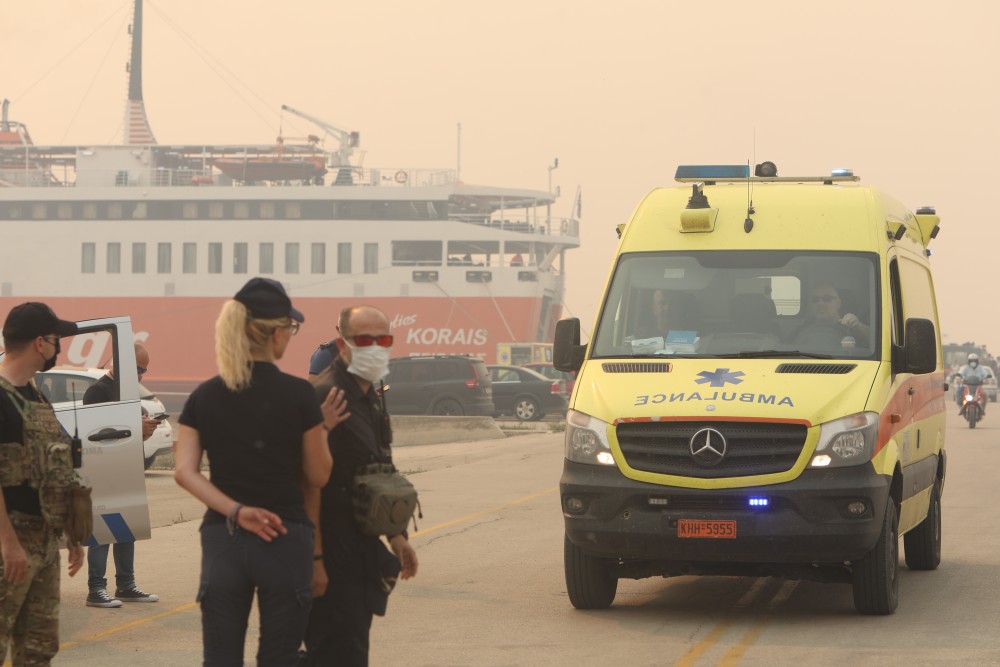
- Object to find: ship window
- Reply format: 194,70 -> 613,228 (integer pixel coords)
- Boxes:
132,243 -> 146,274
364,243 -> 378,274
132,202 -> 148,219
82,243 -> 96,274
260,243 -> 274,274
259,202 -> 275,218
82,203 -> 98,219
4,205 -> 22,219
107,243 -> 121,274
311,243 -> 326,274
392,241 -> 442,267
157,243 -> 171,273
208,243 -> 223,274
234,202 -> 250,219
234,243 -> 248,274
182,202 -> 198,219
107,202 -> 123,219
183,243 -> 197,274
30,203 -> 46,219
285,243 -> 300,274
285,202 -> 301,219
57,204 -> 72,220
209,202 -> 225,219
337,243 -> 351,274
447,241 -> 498,267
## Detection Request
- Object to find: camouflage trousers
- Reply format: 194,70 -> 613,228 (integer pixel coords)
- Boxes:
0,512 -> 60,667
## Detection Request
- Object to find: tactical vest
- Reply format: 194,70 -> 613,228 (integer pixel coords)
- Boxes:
0,376 -> 74,531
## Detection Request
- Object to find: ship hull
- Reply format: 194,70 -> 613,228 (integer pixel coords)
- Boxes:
0,295 -> 560,383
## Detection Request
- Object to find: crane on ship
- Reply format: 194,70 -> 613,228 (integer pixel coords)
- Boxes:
280,105 -> 360,182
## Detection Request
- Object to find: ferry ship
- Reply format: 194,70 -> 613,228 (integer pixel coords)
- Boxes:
0,0 -> 579,384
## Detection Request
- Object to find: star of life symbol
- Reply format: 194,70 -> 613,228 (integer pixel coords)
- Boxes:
689,427 -> 728,466
695,368 -> 745,388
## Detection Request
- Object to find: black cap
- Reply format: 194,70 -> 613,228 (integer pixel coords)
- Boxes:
2,302 -> 78,342
233,277 -> 304,322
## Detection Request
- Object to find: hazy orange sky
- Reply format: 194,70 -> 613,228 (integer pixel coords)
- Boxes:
3,1 -> 999,354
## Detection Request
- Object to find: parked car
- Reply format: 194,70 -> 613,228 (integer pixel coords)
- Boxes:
384,355 -> 494,416
522,362 -> 577,395
36,367 -> 174,469
487,364 -> 568,421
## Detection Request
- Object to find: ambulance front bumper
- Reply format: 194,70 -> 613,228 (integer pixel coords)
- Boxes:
561,460 -> 891,565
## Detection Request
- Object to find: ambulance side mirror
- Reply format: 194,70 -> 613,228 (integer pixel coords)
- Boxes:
553,318 -> 586,373
901,318 -> 936,375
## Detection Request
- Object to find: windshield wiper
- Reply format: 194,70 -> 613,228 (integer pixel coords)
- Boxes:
714,350 -> 835,359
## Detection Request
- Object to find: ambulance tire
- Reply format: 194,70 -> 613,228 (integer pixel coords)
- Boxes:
903,478 -> 942,570
852,499 -> 899,615
564,535 -> 617,609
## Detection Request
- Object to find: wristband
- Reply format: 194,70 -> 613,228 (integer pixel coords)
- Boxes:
227,503 -> 244,536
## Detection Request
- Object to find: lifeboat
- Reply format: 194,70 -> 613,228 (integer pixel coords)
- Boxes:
211,136 -> 327,182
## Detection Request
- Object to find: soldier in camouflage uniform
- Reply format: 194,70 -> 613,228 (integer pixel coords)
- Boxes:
0,302 -> 85,665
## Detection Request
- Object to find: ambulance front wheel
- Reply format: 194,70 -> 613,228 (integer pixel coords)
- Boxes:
851,499 -> 899,615
564,535 -> 617,609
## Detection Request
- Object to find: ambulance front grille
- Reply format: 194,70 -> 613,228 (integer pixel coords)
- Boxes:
616,421 -> 807,478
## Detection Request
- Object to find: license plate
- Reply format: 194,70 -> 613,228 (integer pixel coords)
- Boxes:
677,519 -> 737,539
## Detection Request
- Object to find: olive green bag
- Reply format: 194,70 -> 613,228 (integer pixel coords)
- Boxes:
351,463 -> 419,537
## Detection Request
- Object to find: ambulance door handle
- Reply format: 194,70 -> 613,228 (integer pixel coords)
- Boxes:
88,428 -> 132,442
907,386 -> 915,396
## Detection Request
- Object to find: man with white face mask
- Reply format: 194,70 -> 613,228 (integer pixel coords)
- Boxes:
303,305 -> 418,667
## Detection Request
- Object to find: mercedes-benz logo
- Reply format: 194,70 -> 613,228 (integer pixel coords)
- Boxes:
689,427 -> 727,466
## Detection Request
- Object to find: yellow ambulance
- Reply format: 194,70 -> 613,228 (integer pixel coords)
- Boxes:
554,163 -> 945,615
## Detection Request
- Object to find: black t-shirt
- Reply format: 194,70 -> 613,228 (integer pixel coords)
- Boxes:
179,362 -> 323,527
83,373 -> 117,405
315,358 -> 393,497
0,382 -> 45,515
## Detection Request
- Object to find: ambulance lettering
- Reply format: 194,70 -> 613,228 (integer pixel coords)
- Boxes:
632,368 -> 794,407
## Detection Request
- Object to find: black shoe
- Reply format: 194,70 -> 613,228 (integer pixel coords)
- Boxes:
115,586 -> 159,602
86,589 -> 123,608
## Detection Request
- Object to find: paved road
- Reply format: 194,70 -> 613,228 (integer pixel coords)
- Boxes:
52,416 -> 1000,665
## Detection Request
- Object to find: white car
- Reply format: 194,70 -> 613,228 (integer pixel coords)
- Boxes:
37,367 -> 174,469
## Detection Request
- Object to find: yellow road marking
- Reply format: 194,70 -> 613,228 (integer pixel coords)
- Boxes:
674,578 -> 771,667
58,602 -> 197,651
410,487 -> 558,539
718,580 -> 799,666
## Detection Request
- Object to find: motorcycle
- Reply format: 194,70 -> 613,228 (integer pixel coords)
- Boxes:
958,375 -> 986,428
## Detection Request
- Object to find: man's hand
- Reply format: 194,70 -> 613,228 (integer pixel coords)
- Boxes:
389,534 -> 418,580
141,416 -> 158,441
1,535 -> 28,584
321,387 -> 350,431
67,544 -> 85,577
839,313 -> 861,329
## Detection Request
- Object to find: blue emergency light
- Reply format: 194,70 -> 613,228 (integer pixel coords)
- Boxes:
748,497 -> 769,508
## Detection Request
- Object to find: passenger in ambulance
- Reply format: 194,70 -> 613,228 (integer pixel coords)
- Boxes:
636,290 -> 699,341
792,284 -> 870,347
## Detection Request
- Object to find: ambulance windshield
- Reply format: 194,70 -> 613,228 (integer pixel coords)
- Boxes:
591,251 -> 879,360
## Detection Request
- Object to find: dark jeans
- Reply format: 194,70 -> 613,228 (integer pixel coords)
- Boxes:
87,542 -> 135,593
198,520 -> 313,667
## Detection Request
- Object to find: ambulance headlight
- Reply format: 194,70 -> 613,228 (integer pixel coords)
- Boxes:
565,410 -> 616,466
810,412 -> 878,468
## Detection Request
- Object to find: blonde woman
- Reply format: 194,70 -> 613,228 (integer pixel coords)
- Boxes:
174,277 -> 346,666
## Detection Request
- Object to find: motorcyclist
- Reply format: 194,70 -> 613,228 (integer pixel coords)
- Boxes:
954,353 -> 989,413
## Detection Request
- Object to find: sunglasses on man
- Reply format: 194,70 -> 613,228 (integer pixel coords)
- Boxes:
811,295 -> 837,303
348,333 -> 394,348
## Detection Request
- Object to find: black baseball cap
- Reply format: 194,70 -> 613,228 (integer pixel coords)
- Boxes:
2,302 -> 79,342
233,277 -> 304,322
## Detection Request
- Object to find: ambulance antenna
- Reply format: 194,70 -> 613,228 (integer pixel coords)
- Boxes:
745,159 -> 755,233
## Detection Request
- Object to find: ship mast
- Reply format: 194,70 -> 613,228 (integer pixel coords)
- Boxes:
123,0 -> 156,145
